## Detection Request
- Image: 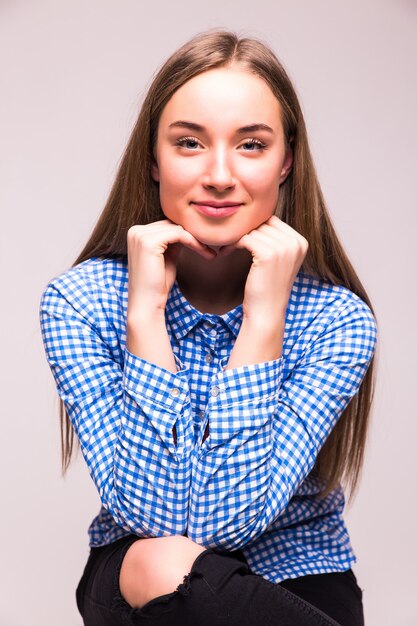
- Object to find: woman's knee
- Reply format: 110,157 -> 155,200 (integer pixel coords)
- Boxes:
119,535 -> 206,609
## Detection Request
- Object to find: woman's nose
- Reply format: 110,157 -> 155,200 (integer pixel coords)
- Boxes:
202,148 -> 235,192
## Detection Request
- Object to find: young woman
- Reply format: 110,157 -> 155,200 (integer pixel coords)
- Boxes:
39,30 -> 377,626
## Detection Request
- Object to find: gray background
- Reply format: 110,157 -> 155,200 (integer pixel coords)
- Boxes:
1,0 -> 416,624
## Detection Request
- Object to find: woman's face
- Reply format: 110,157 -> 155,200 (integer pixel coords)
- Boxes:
152,66 -> 293,247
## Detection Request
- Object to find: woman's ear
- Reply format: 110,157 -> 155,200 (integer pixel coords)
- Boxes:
151,158 -> 160,182
279,143 -> 294,183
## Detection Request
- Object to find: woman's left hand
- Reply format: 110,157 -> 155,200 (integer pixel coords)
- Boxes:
222,216 -> 308,369
222,215 -> 309,328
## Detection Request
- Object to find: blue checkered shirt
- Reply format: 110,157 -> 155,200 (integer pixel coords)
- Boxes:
39,257 -> 377,582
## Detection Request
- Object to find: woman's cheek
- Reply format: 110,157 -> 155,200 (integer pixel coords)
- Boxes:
240,158 -> 281,188
243,172 -> 280,207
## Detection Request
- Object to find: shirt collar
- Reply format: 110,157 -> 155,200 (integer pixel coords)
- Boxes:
166,281 -> 243,341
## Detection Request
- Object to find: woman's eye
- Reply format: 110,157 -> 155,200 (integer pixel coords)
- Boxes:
175,136 -> 201,150
240,138 -> 266,151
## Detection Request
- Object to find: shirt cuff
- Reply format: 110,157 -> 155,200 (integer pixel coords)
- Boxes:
123,349 -> 191,447
208,357 -> 283,407
199,358 -> 283,450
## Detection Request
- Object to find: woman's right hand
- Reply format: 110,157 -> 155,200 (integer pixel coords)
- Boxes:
127,219 -> 215,320
126,219 -> 215,371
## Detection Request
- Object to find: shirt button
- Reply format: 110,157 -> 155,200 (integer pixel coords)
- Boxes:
209,328 -> 217,336
205,353 -> 213,363
170,387 -> 180,397
211,386 -> 220,397
199,410 -> 205,419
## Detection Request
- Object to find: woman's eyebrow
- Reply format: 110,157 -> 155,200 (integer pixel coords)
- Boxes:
168,121 -> 204,132
237,123 -> 274,134
168,121 -> 274,134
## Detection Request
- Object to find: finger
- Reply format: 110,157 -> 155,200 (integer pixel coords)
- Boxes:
256,219 -> 308,251
231,230 -> 275,256
265,216 -> 308,242
129,224 -> 216,260
176,230 -> 217,259
255,225 -> 303,252
258,217 -> 296,237
232,229 -> 306,265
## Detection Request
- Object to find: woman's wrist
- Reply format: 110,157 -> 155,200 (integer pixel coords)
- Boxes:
225,316 -> 284,370
126,314 -> 177,373
127,305 -> 167,328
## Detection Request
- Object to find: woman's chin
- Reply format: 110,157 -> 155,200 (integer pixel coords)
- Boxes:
198,237 -> 240,250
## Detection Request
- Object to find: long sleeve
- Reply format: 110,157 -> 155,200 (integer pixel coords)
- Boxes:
39,261 -> 377,560
39,276 -> 194,537
187,297 -> 377,550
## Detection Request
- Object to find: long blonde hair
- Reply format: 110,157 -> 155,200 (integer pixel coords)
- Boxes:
60,30 -> 376,501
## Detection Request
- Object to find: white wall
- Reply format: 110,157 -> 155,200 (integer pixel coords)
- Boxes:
1,1 -> 416,624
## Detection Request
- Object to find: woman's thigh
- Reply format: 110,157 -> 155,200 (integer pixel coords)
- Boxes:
279,569 -> 364,626
76,535 -> 352,625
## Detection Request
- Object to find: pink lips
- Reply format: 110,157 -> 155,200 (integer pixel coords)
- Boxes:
191,201 -> 242,218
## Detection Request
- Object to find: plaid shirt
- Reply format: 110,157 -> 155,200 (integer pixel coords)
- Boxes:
39,257 -> 377,582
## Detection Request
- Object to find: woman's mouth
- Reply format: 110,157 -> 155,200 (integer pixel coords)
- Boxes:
191,201 -> 242,218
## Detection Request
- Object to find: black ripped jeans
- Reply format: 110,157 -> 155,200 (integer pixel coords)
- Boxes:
76,535 -> 364,625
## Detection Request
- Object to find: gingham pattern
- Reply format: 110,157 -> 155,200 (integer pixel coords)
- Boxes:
39,257 -> 377,583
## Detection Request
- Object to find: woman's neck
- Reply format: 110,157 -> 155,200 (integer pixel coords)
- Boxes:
175,247 -> 252,315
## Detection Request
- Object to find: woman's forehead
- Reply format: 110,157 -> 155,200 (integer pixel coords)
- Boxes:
159,67 -> 282,131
